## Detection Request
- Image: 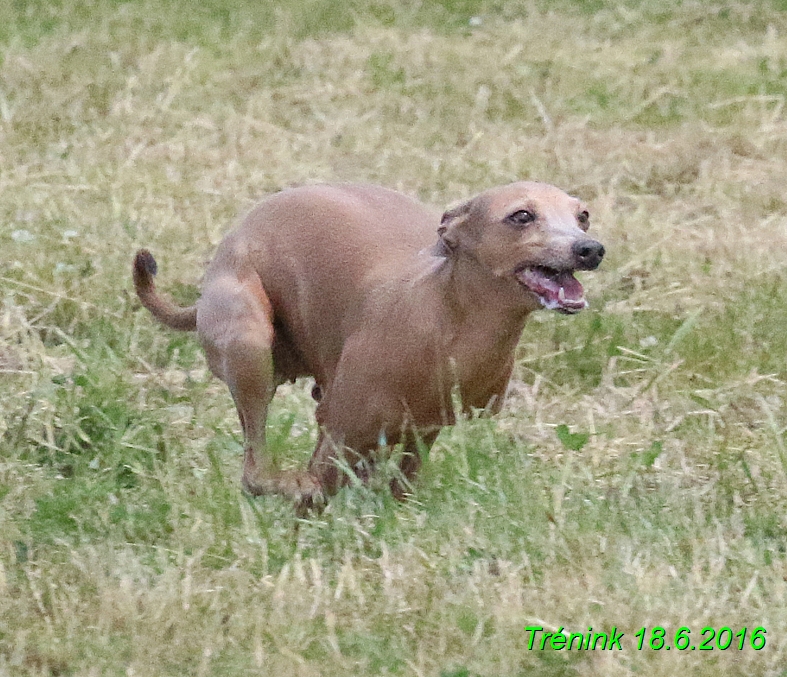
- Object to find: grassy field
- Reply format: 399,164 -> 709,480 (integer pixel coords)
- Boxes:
3,0 -> 787,674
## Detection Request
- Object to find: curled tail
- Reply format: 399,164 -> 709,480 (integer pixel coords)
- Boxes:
133,249 -> 197,331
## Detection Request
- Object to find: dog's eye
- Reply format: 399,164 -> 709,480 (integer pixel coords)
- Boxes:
578,210 -> 590,227
508,210 -> 536,226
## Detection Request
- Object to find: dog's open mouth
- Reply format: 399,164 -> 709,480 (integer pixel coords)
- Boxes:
515,266 -> 588,314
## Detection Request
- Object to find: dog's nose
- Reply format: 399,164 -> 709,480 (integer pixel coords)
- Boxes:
572,239 -> 605,270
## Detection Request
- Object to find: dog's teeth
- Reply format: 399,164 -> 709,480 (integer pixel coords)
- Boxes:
558,287 -> 566,302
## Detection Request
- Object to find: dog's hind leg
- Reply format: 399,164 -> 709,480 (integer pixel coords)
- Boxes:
197,273 -> 321,503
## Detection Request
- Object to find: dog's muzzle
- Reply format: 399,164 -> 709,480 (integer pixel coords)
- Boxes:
572,239 -> 605,271
515,238 -> 604,314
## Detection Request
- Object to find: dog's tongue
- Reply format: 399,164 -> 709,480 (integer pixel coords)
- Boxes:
516,267 -> 587,313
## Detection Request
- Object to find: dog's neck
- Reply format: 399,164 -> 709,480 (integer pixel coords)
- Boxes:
433,248 -> 530,314
430,237 -> 453,258
422,248 -> 534,381
428,251 -> 531,409
418,240 -> 535,329
378,243 -> 534,414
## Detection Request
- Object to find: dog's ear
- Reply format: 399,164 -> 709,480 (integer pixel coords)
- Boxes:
437,199 -> 473,252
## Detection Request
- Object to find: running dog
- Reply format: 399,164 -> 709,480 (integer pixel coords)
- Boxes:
133,181 -> 604,512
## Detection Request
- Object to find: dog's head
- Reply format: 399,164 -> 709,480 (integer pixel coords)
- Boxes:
438,181 -> 604,313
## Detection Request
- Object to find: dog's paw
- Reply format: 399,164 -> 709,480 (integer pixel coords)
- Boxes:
390,478 -> 414,502
294,492 -> 324,518
241,472 -> 265,497
288,472 -> 325,517
242,468 -> 324,515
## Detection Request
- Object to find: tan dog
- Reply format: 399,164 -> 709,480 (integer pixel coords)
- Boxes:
133,182 -> 604,511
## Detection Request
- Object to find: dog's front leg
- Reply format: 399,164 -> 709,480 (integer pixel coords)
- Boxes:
389,429 -> 439,501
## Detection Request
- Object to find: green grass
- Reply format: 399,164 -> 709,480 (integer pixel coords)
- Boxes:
3,0 -> 787,675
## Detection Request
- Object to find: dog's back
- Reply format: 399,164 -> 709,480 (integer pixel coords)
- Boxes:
202,184 -> 442,378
